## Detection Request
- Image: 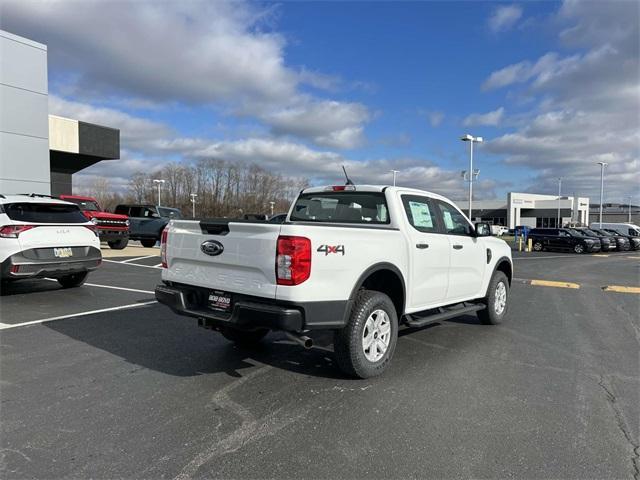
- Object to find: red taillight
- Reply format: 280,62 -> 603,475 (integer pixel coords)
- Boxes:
160,228 -> 169,268
325,185 -> 356,192
0,225 -> 35,238
276,236 -> 311,285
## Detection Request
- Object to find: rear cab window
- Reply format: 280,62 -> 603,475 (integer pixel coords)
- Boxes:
290,191 -> 390,224
3,203 -> 87,223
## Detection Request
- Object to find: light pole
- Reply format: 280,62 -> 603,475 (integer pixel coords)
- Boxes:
597,162 -> 608,227
269,201 -> 275,217
461,134 -> 483,219
190,193 -> 198,218
628,196 -> 633,223
390,170 -> 400,186
153,179 -> 165,206
557,177 -> 562,227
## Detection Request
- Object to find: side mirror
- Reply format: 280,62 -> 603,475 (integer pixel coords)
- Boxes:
475,222 -> 492,237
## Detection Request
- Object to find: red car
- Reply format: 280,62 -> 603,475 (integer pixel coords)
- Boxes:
59,195 -> 130,249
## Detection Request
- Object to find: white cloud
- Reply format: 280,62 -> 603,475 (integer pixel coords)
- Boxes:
483,1 -> 639,201
263,100 -> 370,149
488,5 -> 523,33
2,0 -> 371,149
428,111 -> 444,127
463,107 -> 505,127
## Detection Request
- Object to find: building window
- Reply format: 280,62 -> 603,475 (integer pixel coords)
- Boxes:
536,217 -> 559,228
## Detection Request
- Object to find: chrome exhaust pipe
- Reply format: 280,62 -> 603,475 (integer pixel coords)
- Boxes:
284,332 -> 313,349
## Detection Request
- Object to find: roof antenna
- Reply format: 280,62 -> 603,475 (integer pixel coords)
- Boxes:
342,165 -> 354,185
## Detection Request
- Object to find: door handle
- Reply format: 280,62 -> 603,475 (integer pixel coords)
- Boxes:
453,244 -> 463,250
416,243 -> 429,249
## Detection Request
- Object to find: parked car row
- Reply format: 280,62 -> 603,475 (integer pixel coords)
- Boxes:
529,225 -> 640,253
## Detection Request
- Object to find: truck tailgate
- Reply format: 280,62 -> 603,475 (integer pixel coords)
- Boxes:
163,220 -> 281,298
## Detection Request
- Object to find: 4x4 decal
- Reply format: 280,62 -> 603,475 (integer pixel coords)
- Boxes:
317,244 -> 345,256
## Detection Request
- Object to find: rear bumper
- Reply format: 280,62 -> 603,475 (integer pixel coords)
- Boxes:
1,246 -> 102,279
155,282 -> 348,332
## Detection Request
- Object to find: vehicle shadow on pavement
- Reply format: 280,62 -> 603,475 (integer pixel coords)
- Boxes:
45,311 -> 345,379
0,279 -> 60,296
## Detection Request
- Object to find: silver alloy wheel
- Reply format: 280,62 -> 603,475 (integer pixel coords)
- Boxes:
533,242 -> 542,251
362,309 -> 391,362
494,281 -> 507,315
574,244 -> 584,253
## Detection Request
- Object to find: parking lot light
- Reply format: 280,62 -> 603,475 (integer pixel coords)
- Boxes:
596,162 -> 608,228
153,179 -> 165,206
461,134 -> 483,219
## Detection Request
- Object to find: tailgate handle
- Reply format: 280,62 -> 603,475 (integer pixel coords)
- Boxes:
453,244 -> 463,250
416,243 -> 429,249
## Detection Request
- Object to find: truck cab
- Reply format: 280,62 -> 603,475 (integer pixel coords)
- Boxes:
114,204 -> 181,248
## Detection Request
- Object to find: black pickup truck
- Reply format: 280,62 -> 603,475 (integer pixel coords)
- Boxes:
113,204 -> 181,248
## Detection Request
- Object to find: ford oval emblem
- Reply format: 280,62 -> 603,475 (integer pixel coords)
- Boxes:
201,240 -> 224,256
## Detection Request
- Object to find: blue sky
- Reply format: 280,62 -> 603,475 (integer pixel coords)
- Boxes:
2,0 -> 638,202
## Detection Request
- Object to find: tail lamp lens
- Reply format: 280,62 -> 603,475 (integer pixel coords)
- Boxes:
0,225 -> 35,238
276,236 -> 311,285
160,227 -> 169,268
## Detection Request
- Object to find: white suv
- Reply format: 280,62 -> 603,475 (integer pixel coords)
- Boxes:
0,194 -> 102,289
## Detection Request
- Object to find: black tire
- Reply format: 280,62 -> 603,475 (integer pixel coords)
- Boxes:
220,327 -> 269,347
477,271 -> 509,325
532,241 -> 543,251
573,243 -> 585,254
57,272 -> 89,288
108,238 -> 129,250
0,279 -> 11,296
333,290 -> 398,379
140,239 -> 157,248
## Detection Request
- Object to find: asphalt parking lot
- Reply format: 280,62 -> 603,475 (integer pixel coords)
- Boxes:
1,247 -> 639,479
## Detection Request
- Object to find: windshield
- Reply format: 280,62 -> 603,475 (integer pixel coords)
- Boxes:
567,228 -> 586,237
64,198 -> 100,211
581,229 -> 599,237
290,191 -> 390,224
4,203 -> 88,223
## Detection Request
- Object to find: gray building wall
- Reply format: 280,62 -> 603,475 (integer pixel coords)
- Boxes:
0,30 -> 50,194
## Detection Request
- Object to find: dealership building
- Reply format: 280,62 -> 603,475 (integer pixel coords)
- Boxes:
0,30 -> 119,196
457,192 -> 590,229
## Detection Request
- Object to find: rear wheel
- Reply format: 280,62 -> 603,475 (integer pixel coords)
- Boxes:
57,272 -> 88,288
140,239 -> 157,248
477,271 -> 509,325
533,241 -> 543,251
574,243 -> 585,254
108,238 -> 129,250
333,290 -> 398,379
220,327 -> 269,347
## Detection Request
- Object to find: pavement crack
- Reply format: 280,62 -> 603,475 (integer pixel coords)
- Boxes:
597,374 -> 640,480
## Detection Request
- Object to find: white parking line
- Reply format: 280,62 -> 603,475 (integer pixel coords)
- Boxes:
84,283 -> 155,295
121,255 -> 158,264
153,263 -> 163,268
102,259 -> 161,269
0,301 -> 157,330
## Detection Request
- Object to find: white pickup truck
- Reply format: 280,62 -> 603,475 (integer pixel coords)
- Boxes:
156,185 -> 513,378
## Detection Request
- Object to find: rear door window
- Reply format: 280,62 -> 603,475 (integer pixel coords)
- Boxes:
401,195 -> 437,233
4,203 -> 87,223
290,192 -> 390,224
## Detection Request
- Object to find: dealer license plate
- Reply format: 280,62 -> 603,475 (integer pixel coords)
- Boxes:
208,290 -> 232,312
53,247 -> 73,258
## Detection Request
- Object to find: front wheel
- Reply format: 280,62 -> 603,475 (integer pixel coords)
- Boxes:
333,290 -> 398,379
108,238 -> 129,250
57,272 -> 88,288
574,244 -> 585,254
477,271 -> 509,325
533,241 -> 543,251
140,239 -> 157,248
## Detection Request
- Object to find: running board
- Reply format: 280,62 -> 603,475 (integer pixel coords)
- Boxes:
404,303 -> 486,328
